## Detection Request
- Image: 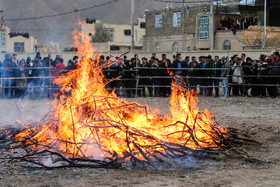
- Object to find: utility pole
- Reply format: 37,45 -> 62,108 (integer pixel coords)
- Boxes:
263,0 -> 267,48
210,1 -> 214,50
131,0 -> 135,52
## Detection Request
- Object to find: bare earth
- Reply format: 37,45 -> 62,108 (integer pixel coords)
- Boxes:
0,96 -> 280,187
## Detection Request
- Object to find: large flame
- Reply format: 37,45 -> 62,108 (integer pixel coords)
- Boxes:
13,32 -> 228,163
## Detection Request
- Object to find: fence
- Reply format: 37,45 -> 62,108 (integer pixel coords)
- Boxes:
0,66 -> 279,99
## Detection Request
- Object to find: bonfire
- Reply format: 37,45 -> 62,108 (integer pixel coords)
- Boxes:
2,32 -> 229,169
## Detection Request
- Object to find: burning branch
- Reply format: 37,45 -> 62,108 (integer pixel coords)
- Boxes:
0,32 -> 231,169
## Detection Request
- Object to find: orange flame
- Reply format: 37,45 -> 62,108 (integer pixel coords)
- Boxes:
13,32 -> 228,161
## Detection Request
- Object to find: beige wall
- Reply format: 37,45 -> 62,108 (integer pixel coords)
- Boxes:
143,35 -> 195,52
81,18 -> 145,47
36,41 -> 60,53
215,31 -> 243,50
0,26 -> 38,54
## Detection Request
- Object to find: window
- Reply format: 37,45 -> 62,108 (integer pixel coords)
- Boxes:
254,39 -> 262,47
1,30 -> 6,46
140,22 -> 146,28
155,14 -> 163,28
198,16 -> 209,40
110,46 -> 120,51
223,40 -> 231,50
14,42 -> 25,52
155,43 -> 160,52
173,12 -> 181,27
107,28 -> 115,42
124,29 -> 131,36
172,42 -> 179,52
239,0 -> 256,6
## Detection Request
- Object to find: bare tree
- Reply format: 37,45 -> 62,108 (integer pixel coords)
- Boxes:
92,22 -> 111,43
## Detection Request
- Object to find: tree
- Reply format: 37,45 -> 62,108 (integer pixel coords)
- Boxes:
238,26 -> 280,49
92,22 -> 111,43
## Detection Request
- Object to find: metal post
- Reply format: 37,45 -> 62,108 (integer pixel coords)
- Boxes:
263,0 -> 267,48
131,0 -> 135,52
210,1 -> 215,50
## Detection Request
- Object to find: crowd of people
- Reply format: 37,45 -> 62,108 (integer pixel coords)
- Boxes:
218,16 -> 259,35
0,51 -> 280,99
0,53 -> 75,99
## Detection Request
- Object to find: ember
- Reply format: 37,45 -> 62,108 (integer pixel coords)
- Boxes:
4,32 -> 228,169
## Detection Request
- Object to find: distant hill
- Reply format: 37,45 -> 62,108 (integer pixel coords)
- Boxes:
0,0 -> 173,49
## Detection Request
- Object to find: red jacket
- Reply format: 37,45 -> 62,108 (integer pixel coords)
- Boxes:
52,62 -> 65,77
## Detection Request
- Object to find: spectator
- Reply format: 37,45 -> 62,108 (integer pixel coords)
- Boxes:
232,58 -> 244,96
152,58 -> 160,97
269,52 -> 280,98
159,58 -> 171,97
220,57 -> 230,97
10,57 -> 18,97
241,57 -> 252,97
139,57 -> 149,97
32,60 -> 44,99
198,56 -> 207,95
188,61 -> 199,93
108,58 -> 122,95
212,56 -> 222,97
2,54 -> 13,98
257,57 -> 268,98
205,55 -> 214,96
124,60 -> 136,98
250,60 -> 258,97
16,59 -> 27,98
172,53 -> 187,86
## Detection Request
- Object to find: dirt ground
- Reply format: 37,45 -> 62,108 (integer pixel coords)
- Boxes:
0,96 -> 280,187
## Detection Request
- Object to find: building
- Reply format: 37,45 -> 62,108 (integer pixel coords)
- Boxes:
35,41 -> 60,53
239,0 -> 280,27
81,18 -> 146,52
0,26 -> 38,54
143,2 -> 280,52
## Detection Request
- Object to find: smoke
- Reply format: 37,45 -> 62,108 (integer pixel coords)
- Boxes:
0,0 -> 167,50
0,98 -> 52,128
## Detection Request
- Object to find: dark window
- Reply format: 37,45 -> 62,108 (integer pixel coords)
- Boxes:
110,46 -> 120,51
14,42 -> 25,52
124,30 -> 131,36
223,40 -> 231,50
140,22 -> 146,28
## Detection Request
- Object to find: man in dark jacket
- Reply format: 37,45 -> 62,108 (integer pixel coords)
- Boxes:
172,53 -> 187,86
270,52 -> 280,98
139,57 -> 149,97
212,56 -> 223,97
2,54 -> 13,98
220,57 -> 230,97
242,57 -> 252,97
205,55 -> 214,96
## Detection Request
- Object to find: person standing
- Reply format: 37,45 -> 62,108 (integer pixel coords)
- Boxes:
152,59 -> 160,97
172,53 -> 187,87
16,59 -> 27,98
139,57 -> 148,97
269,52 -> 280,98
212,56 -> 222,97
205,55 -> 214,96
2,54 -> 13,98
257,57 -> 268,97
242,57 -> 252,97
232,58 -> 244,96
220,57 -> 230,97
198,56 -> 207,95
